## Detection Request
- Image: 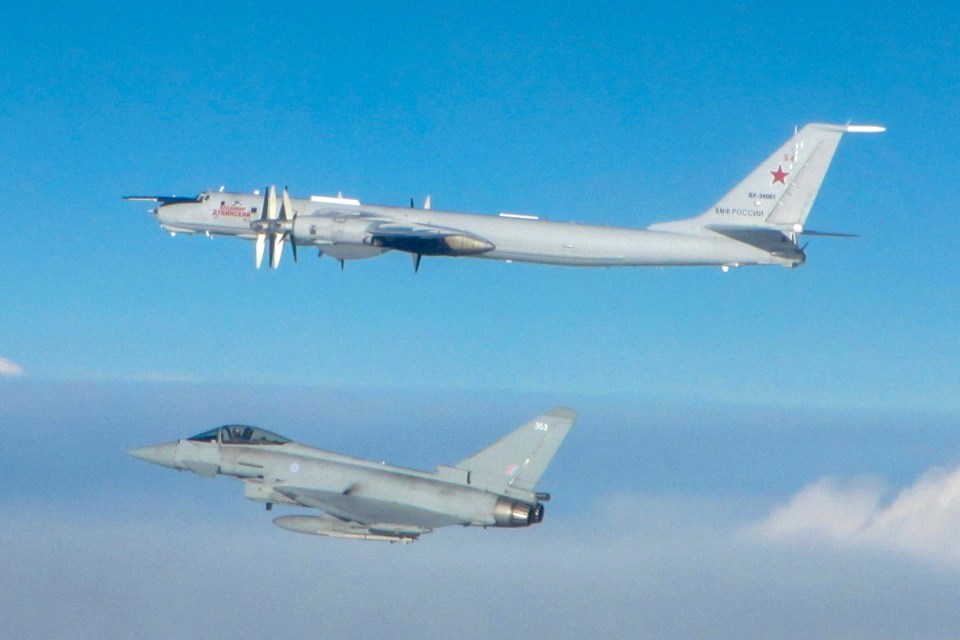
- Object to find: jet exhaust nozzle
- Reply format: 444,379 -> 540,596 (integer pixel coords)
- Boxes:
493,497 -> 544,527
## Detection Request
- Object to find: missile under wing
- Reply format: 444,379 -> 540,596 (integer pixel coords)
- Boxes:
129,408 -> 577,543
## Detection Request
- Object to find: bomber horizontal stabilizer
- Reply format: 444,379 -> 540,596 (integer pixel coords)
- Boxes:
705,225 -> 858,247
704,225 -> 797,254
796,229 -> 860,238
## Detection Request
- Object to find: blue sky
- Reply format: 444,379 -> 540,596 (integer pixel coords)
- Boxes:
1,2 -> 957,412
2,2 -> 960,638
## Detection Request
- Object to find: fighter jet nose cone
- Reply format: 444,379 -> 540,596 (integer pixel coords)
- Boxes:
128,442 -> 179,469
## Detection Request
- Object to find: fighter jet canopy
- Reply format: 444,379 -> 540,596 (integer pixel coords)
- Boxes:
188,425 -> 291,445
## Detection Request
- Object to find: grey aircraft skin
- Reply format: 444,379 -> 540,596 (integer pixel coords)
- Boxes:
126,123 -> 883,272
129,408 -> 577,543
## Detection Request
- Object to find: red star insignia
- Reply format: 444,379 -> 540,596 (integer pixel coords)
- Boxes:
770,163 -> 789,185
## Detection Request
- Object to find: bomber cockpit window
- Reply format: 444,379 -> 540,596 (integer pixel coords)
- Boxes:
187,428 -> 219,443
220,425 -> 290,445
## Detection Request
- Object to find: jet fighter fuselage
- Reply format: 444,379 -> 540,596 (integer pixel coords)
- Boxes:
129,409 -> 577,543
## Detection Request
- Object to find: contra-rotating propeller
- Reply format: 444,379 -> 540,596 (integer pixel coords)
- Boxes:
250,186 -> 298,268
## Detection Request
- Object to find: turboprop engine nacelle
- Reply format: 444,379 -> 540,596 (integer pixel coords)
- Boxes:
295,216 -> 374,245
292,216 -> 389,260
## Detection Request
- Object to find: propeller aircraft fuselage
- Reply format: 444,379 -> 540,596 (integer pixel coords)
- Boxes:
127,123 -> 883,272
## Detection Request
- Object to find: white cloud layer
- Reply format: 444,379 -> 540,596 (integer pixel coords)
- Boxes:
4,493 -> 960,640
748,463 -> 960,567
0,356 -> 24,377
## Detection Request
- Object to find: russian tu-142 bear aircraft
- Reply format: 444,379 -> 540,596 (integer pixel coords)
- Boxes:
129,408 -> 577,543
126,123 -> 883,272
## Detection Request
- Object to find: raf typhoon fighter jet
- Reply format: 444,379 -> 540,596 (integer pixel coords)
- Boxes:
129,408 -> 577,543
126,123 -> 883,272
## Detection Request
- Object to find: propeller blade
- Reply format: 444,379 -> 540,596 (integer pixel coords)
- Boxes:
270,232 -> 284,268
281,187 -> 294,221
254,234 -> 266,269
281,187 -> 297,264
264,185 -> 278,221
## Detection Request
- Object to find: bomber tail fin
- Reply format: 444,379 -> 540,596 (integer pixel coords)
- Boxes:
650,123 -> 884,235
455,408 -> 577,492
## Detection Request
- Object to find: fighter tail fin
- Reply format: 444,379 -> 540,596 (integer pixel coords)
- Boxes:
455,408 -> 577,492
650,123 -> 884,234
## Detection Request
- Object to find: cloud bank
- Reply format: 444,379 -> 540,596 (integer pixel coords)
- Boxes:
0,356 -> 23,377
749,463 -> 960,567
4,493 -> 960,640
4,378 -> 960,639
